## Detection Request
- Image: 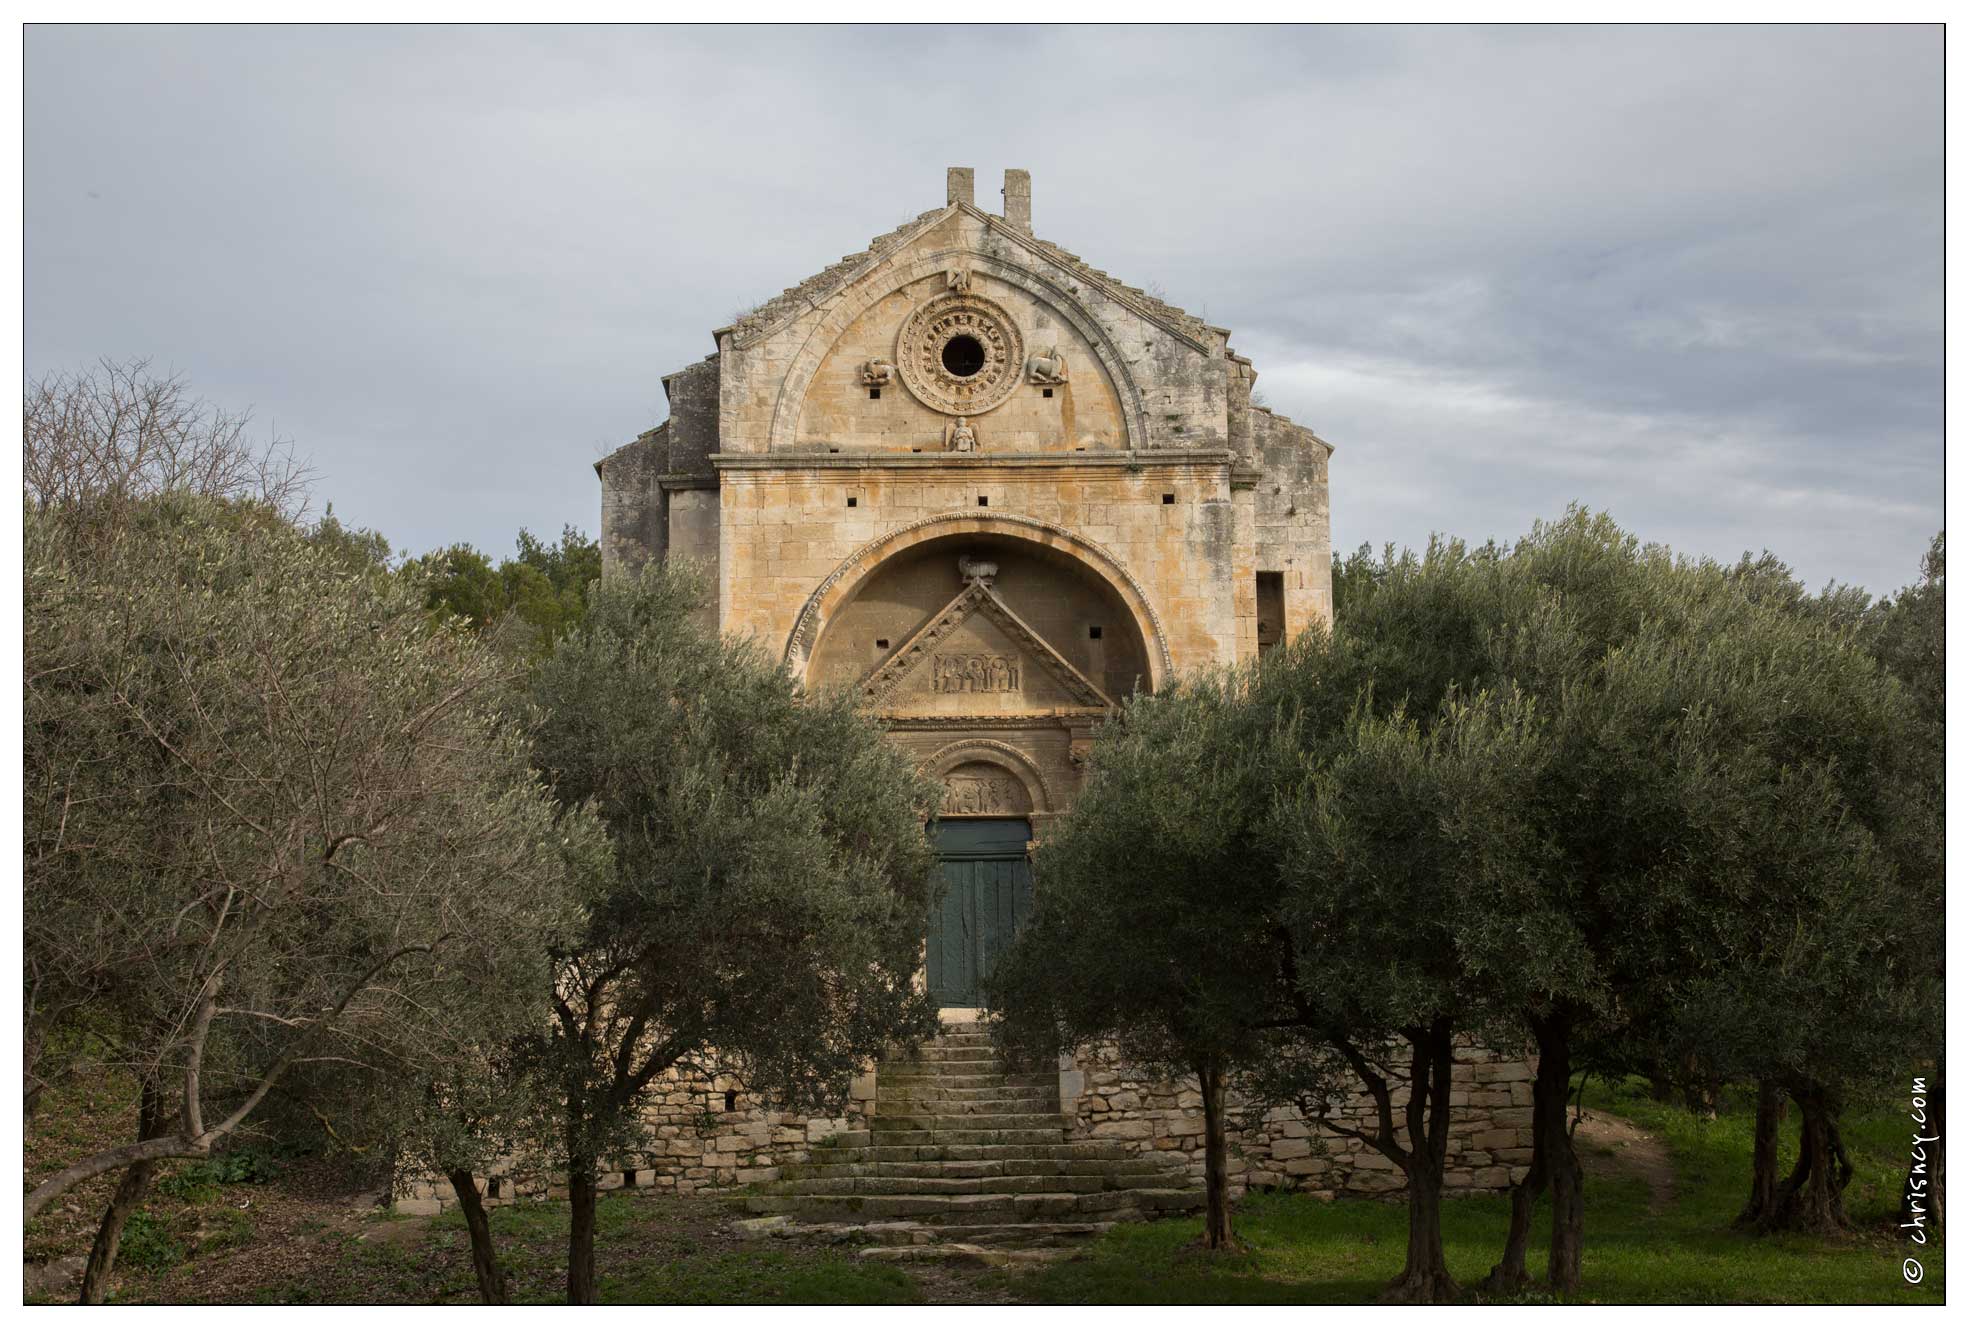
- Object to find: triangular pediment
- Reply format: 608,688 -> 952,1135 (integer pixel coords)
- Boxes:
721,202 -> 1213,355
857,577 -> 1114,716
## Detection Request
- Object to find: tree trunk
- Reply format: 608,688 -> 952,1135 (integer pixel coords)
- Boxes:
1762,1082 -> 1851,1233
446,1169 -> 508,1305
566,1167 -> 599,1304
79,1079 -> 165,1305
1736,1078 -> 1784,1229
1485,1022 -> 1560,1295
1196,1060 -> 1235,1250
1383,1020 -> 1460,1304
1522,1012 -> 1583,1293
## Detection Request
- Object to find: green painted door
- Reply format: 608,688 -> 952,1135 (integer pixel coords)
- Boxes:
927,818 -> 1034,1008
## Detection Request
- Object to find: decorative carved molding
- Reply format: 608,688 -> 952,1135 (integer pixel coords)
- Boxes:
884,712 -> 1103,730
897,291 -> 1025,418
921,737 -> 1055,813
783,512 -> 1174,688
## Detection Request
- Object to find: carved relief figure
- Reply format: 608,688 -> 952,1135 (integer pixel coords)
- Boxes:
860,359 -> 896,387
1025,345 -> 1070,386
944,415 -> 979,453
946,267 -> 972,294
942,776 -> 1011,815
956,554 -> 998,584
931,653 -> 1021,694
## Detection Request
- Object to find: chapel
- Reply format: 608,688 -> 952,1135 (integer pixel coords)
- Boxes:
597,167 -> 1334,1008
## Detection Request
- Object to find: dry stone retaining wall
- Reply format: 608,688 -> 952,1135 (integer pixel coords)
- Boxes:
1062,1036 -> 1536,1200
394,1039 -> 1532,1214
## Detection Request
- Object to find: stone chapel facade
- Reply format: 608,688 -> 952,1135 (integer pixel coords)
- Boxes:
597,166 -> 1333,862
388,169 -> 1534,1218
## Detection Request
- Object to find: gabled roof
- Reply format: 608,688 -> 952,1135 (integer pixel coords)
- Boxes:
719,201 -> 1218,355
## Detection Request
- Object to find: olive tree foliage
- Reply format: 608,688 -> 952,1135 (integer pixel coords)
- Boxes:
23,494 -> 584,1236
1251,536 -> 1582,1304
1657,546 -> 1943,1234
1870,533 -> 1945,1236
984,673 -> 1289,1251
520,563 -> 943,1304
23,357 -> 310,522
1264,688 -> 1558,1304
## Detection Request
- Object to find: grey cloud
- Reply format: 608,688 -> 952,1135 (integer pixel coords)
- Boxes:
25,23 -> 1941,593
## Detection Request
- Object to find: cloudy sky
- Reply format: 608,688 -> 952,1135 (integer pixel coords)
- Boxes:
25,24 -> 1942,593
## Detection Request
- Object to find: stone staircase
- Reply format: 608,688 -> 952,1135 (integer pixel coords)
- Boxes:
735,1021 -> 1201,1256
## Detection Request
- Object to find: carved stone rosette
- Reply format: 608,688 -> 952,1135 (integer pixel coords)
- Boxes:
895,292 -> 1025,417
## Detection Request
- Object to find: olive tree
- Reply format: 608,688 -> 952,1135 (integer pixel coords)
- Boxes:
984,672 -> 1288,1251
521,563 -> 942,1304
23,494 -> 582,1300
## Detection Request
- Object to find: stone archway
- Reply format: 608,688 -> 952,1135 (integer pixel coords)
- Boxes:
923,738 -> 1054,823
783,512 -> 1172,691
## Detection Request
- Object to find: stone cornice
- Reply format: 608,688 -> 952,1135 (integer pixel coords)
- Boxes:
712,449 -> 1237,474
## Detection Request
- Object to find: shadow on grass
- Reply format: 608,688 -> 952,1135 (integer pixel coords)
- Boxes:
1005,1080 -> 1945,1305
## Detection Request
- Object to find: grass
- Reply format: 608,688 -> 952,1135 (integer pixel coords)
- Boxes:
33,1073 -> 1942,1304
1001,1077 -> 1945,1304
194,1191 -> 922,1305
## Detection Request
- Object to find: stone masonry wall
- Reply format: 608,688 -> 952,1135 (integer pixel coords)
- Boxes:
392,1062 -> 875,1216
1063,1037 -> 1535,1201
395,1038 -> 1532,1214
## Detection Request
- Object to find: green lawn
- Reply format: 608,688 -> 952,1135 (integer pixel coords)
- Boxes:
36,1075 -> 1943,1304
998,1078 -> 1944,1304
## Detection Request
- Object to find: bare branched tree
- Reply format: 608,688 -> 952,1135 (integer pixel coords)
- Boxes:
24,493 -> 580,1301
23,357 -> 312,520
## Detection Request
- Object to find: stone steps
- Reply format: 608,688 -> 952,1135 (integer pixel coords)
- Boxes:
739,1022 -> 1202,1257
809,1141 -> 1144,1165
783,1156 -> 1175,1181
768,1172 -> 1114,1197
740,1187 -> 1202,1223
875,1084 -> 1057,1104
868,1112 -> 1077,1132
866,1127 -> 1070,1148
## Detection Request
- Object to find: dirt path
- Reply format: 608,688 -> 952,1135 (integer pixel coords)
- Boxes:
1573,1107 -> 1677,1214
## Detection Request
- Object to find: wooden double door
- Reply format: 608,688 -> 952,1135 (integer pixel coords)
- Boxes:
926,818 -> 1034,1008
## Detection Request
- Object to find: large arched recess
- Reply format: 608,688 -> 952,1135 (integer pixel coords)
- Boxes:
784,513 -> 1173,694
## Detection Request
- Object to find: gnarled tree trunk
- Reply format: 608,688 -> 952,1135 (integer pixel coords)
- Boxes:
1383,1018 -> 1461,1304
1540,1014 -> 1584,1293
1736,1078 -> 1785,1229
79,1079 -> 166,1305
446,1170 -> 508,1304
1761,1082 -> 1852,1234
1485,1024 -> 1559,1295
1196,1059 -> 1235,1250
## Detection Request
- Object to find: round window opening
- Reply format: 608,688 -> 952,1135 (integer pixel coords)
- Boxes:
941,334 -> 987,378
